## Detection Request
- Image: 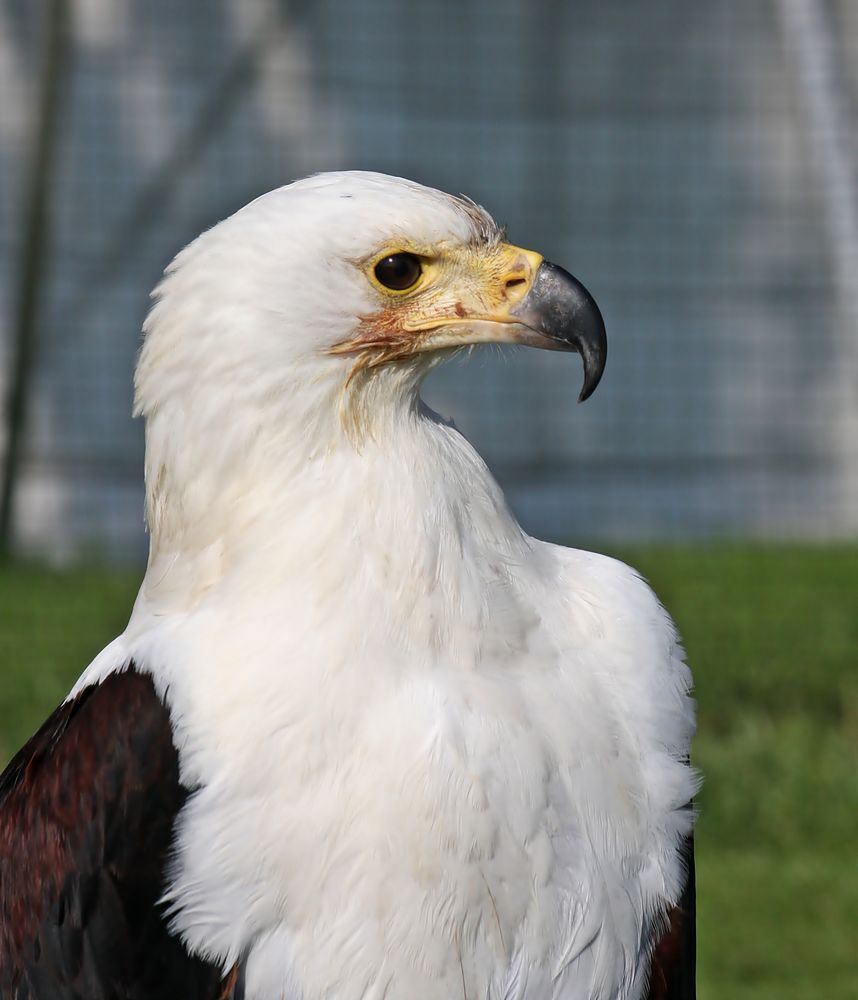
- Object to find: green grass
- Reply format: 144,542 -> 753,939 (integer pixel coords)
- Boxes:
0,564 -> 140,758
1,545 -> 857,996
611,545 -> 858,999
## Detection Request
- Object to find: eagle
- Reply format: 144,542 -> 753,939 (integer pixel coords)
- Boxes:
0,172 -> 696,1000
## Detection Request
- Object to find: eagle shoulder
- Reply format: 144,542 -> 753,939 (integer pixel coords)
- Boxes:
0,666 -> 236,999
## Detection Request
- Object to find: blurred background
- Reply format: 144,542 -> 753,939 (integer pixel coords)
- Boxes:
4,0 -> 858,557
1,1 -> 857,997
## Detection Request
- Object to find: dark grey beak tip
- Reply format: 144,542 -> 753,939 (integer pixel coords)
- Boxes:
511,260 -> 607,402
576,320 -> 607,402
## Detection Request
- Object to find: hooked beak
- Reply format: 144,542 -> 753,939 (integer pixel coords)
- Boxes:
508,260 -> 607,402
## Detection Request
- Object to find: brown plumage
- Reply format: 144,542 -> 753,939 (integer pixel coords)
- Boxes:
646,837 -> 696,1000
0,668 -> 239,999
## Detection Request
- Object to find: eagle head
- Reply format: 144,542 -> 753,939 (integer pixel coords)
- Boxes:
134,172 -> 606,551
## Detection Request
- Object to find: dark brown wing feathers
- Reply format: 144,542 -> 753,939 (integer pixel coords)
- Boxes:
646,834 -> 696,1000
0,667 -> 235,999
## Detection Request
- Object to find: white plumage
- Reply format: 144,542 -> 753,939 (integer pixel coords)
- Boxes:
74,172 -> 695,1000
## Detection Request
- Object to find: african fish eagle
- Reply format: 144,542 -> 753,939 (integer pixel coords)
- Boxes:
0,172 -> 696,1000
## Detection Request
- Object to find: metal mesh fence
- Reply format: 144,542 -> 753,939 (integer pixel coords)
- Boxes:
2,0 -> 857,560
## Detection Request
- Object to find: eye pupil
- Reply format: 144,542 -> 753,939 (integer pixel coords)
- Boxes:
374,253 -> 422,291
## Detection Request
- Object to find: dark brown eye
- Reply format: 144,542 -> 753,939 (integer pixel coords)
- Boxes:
374,252 -> 422,291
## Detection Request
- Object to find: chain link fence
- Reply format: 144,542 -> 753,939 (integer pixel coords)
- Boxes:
2,0 -> 857,560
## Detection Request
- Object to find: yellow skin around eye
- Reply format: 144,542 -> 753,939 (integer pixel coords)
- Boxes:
371,252 -> 425,294
349,241 -> 544,359
365,245 -> 437,297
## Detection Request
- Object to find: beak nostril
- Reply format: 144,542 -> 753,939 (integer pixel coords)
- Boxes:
504,275 -> 528,300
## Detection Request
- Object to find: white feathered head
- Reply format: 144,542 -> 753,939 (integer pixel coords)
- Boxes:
134,172 -> 605,549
